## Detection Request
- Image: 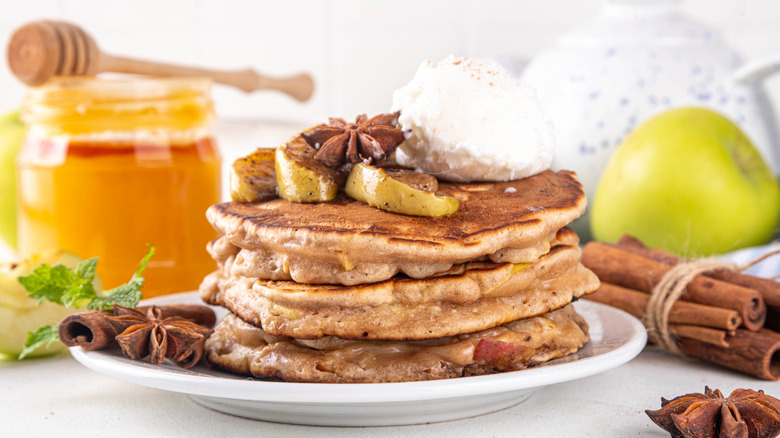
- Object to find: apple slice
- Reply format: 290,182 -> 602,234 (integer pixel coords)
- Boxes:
276,136 -> 346,203
345,163 -> 459,216
229,147 -> 277,202
0,303 -> 76,358
382,168 -> 439,192
0,249 -> 86,309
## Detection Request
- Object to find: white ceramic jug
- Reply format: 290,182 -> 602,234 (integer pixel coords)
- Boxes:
521,0 -> 780,240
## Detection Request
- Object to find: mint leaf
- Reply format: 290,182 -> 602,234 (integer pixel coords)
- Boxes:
19,257 -> 99,308
88,283 -> 142,311
132,245 -> 155,281
61,258 -> 100,308
75,257 -> 98,284
17,245 -> 156,359
19,325 -> 60,360
62,281 -> 98,309
87,245 -> 155,311
19,264 -> 76,304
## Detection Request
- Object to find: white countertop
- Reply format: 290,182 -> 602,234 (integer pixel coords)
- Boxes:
3,347 -> 779,437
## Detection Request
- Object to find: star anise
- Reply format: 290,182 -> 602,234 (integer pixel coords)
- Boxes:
301,112 -> 406,168
107,305 -> 214,369
646,387 -> 780,438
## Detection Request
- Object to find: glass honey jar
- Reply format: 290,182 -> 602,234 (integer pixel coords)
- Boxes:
17,77 -> 221,298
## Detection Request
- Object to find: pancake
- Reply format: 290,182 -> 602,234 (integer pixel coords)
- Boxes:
205,304 -> 589,383
209,227 -> 579,286
212,242 -> 583,308
206,169 -> 585,285
199,245 -> 599,340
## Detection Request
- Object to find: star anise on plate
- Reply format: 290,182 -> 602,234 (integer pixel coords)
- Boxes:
301,112 -> 406,168
107,305 -> 214,369
646,387 -> 780,438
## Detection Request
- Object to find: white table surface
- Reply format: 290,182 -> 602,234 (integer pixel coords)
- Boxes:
3,346 -> 779,438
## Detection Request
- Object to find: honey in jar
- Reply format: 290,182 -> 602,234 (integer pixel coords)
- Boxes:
17,78 -> 221,297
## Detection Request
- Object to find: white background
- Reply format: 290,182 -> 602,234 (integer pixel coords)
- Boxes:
1,0 -> 779,124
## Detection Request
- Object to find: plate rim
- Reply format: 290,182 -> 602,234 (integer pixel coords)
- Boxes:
70,292 -> 647,405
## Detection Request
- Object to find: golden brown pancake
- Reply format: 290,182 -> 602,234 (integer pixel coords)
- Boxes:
210,242 -> 582,308
199,245 -> 599,340
206,170 -> 585,285
208,227 -> 580,286
205,304 -> 589,383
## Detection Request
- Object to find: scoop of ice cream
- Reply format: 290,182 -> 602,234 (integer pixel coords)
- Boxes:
391,55 -> 554,182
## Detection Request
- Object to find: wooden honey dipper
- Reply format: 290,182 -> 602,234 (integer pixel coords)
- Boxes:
7,20 -> 314,101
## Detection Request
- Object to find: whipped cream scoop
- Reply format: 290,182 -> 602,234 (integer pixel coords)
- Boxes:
391,55 -> 554,182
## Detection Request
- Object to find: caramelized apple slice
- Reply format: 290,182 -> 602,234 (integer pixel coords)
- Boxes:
229,148 -> 277,202
276,135 -> 346,203
345,163 -> 459,216
383,168 -> 438,192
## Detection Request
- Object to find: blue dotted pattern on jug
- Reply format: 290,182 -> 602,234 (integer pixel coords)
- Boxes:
571,48 -> 753,162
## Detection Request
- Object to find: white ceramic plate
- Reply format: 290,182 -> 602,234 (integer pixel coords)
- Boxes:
70,292 -> 647,426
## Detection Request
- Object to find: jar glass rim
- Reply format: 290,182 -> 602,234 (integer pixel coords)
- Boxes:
26,76 -> 213,96
22,76 -> 215,136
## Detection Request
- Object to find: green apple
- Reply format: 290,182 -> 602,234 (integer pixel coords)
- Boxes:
590,107 -> 780,257
0,250 -> 91,359
0,110 -> 26,251
0,303 -> 77,359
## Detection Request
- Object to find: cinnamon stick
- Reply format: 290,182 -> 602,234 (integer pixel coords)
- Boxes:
59,311 -> 115,350
585,283 -> 742,331
618,235 -> 780,308
58,304 -> 216,351
669,324 -> 728,348
677,329 -> 780,380
582,242 -> 766,330
767,308 -> 780,333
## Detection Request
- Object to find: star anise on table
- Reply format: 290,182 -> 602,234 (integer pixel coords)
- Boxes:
301,112 -> 406,168
107,305 -> 214,369
646,387 -> 780,438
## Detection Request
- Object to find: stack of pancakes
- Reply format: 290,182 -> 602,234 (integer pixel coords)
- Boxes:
199,168 -> 600,383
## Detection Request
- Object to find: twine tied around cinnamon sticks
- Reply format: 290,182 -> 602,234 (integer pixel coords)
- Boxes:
645,248 -> 780,355
646,258 -> 739,355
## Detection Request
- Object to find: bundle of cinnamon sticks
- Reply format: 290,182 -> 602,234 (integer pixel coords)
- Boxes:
582,236 -> 780,380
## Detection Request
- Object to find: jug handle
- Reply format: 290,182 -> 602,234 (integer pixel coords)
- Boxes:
733,54 -> 780,85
